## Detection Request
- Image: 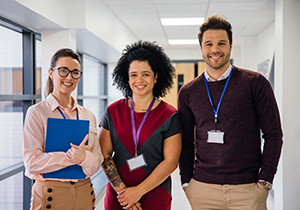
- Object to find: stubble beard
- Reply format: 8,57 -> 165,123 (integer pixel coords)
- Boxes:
204,52 -> 231,70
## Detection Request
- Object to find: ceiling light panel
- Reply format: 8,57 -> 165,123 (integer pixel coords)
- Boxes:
161,17 -> 204,26
168,39 -> 199,45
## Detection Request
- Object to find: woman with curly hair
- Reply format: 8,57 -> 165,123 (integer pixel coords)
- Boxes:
99,40 -> 182,210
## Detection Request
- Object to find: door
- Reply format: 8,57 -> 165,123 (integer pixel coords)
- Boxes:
162,61 -> 206,109
162,63 -> 194,109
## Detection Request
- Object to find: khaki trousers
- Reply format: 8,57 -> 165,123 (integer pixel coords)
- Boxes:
185,179 -> 268,210
30,178 -> 95,210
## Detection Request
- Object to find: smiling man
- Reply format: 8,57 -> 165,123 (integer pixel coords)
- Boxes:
177,14 -> 283,210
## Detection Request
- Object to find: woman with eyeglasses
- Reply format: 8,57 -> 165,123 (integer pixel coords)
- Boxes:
23,48 -> 103,210
99,41 -> 182,210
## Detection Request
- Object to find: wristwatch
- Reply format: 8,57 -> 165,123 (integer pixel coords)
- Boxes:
258,180 -> 272,190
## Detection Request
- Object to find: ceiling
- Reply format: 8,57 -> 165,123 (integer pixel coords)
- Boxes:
102,0 -> 275,49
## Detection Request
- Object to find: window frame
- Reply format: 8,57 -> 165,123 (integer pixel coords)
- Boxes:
0,16 -> 41,210
0,16 -> 109,210
77,53 -> 108,203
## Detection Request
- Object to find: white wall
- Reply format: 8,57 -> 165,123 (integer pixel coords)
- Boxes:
257,21 -> 275,75
237,21 -> 275,76
231,45 -> 241,67
240,35 -> 257,71
275,0 -> 300,209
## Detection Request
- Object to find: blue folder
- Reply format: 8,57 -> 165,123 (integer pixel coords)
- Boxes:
43,118 -> 90,179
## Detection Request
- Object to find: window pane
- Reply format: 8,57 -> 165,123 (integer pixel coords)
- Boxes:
36,39 -> 42,95
0,25 -> 23,94
0,101 -> 23,171
83,99 -> 105,129
91,168 -> 107,196
0,171 -> 23,210
178,74 -> 184,92
83,55 -> 105,96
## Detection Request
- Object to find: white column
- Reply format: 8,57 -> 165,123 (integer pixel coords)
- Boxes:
41,29 -> 77,100
274,0 -> 300,209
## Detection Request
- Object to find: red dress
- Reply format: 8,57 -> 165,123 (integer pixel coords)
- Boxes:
100,98 -> 181,210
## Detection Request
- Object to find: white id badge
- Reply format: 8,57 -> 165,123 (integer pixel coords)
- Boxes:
207,130 -> 224,144
127,154 -> 147,171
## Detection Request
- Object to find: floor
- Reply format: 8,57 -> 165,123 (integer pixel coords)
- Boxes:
95,168 -> 274,210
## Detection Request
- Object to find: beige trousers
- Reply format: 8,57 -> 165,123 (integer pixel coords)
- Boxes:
30,178 -> 95,210
185,179 -> 268,210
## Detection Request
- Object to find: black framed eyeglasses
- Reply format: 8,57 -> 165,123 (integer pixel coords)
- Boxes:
51,67 -> 83,79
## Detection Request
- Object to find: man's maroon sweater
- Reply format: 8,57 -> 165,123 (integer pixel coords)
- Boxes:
178,66 -> 283,185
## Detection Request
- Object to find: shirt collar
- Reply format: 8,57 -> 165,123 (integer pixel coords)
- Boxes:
204,64 -> 232,82
47,93 -> 79,112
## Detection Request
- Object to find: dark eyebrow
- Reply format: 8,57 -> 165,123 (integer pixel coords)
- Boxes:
129,70 -> 137,74
59,66 -> 80,71
129,70 -> 151,74
142,70 -> 151,73
219,40 -> 228,43
58,66 -> 70,69
203,41 -> 211,45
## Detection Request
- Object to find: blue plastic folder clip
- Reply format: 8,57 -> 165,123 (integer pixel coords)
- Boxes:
43,118 -> 89,179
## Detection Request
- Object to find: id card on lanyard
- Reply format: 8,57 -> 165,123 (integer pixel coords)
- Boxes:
126,97 -> 155,171
204,67 -> 233,144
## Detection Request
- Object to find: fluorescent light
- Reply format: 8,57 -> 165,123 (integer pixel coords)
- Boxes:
161,17 -> 204,26
168,39 -> 199,45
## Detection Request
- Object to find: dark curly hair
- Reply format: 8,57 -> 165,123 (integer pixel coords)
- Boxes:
198,14 -> 232,47
112,40 -> 175,98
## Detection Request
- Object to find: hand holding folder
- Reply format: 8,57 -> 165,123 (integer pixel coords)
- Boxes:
43,118 -> 90,179
65,134 -> 90,164
70,134 -> 93,152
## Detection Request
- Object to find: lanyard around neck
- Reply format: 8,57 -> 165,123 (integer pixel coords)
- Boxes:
130,97 -> 155,155
57,107 -> 79,120
203,67 -> 233,123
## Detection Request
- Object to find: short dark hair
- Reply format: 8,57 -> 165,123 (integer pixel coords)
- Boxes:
198,14 -> 232,47
112,40 -> 175,98
45,48 -> 81,97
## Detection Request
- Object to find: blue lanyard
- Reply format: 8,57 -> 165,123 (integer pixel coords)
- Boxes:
203,67 -> 233,123
57,107 -> 79,120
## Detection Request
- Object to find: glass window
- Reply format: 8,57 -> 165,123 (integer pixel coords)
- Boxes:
0,19 -> 42,210
80,54 -> 108,201
0,25 -> 23,94
82,55 -> 106,123
83,55 -> 105,96
0,172 -> 23,209
178,74 -> 184,92
83,99 -> 105,123
0,101 -> 23,171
